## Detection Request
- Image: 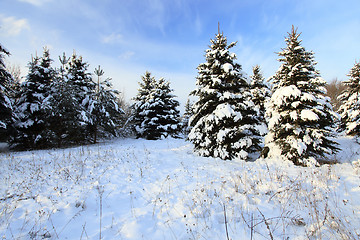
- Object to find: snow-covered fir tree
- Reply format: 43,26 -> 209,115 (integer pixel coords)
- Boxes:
89,66 -> 124,143
189,31 -> 261,160
264,26 -> 338,166
250,65 -> 270,136
338,61 -> 360,136
145,77 -> 181,139
132,72 -> 181,140
46,53 -> 84,147
13,48 -> 55,149
181,98 -> 193,135
0,43 -> 14,141
132,71 -> 157,138
65,52 -> 96,142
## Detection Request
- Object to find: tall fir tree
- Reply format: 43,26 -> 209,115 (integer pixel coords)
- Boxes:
264,26 -> 338,166
13,48 -> 55,149
0,43 -> 14,141
189,31 -> 261,160
338,61 -> 360,136
250,65 -> 271,136
46,52 -> 84,147
65,52 -> 96,142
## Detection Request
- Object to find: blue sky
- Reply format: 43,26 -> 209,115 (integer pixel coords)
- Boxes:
1,0 -> 360,107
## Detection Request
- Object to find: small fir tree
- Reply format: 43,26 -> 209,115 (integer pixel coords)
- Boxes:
132,72 -> 181,140
132,71 -> 157,138
0,43 -> 14,141
250,65 -> 271,136
264,26 -> 338,166
338,62 -> 360,136
181,98 -> 193,135
189,31 -> 261,160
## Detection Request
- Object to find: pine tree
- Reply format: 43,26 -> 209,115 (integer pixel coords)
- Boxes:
181,98 -> 193,135
65,52 -> 96,142
338,61 -> 360,136
0,44 -> 14,141
90,66 -> 124,142
132,72 -> 181,140
189,31 -> 261,160
132,71 -> 157,138
145,77 -> 181,139
13,48 -> 55,149
46,52 -> 83,147
250,65 -> 271,136
264,26 -> 338,166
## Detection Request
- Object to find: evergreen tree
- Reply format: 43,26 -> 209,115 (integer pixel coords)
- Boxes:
189,31 -> 261,160
132,71 -> 157,138
0,44 -> 14,141
90,66 -> 124,142
144,77 -> 181,139
264,26 -> 338,166
181,98 -> 193,135
250,65 -> 271,136
65,52 -> 96,142
46,53 -> 83,147
13,48 -> 55,149
338,61 -> 360,136
132,72 -> 181,140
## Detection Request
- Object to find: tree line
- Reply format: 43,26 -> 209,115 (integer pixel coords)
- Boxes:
1,25 -> 359,167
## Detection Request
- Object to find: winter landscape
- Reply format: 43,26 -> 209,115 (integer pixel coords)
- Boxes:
2,0 -> 360,239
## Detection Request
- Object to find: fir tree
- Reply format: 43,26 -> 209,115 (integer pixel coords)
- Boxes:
145,77 -> 181,139
132,72 -> 181,140
338,61 -> 360,136
90,66 -> 124,142
264,26 -> 338,166
65,52 -> 96,142
132,71 -> 157,138
13,48 -> 55,149
250,65 -> 271,136
181,98 -> 193,135
0,44 -> 14,141
189,31 -> 261,160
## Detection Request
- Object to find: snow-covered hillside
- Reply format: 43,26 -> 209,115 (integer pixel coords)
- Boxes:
1,137 -> 360,239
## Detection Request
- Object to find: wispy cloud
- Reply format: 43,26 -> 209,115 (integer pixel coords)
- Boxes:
0,15 -> 30,37
17,0 -> 52,7
102,33 -> 123,44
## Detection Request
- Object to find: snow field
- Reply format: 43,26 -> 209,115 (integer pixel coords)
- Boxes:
1,138 -> 360,239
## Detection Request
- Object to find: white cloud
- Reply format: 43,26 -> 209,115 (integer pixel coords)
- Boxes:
102,33 -> 123,44
17,0 -> 52,6
0,15 -> 30,37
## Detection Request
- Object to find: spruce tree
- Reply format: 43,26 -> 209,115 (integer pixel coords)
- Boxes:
65,52 -> 96,142
145,77 -> 181,139
132,72 -> 181,140
90,66 -> 124,142
181,98 -> 193,136
132,71 -> 157,138
189,31 -> 261,160
338,61 -> 360,136
250,65 -> 270,136
264,26 -> 338,166
0,44 -> 13,141
14,48 -> 55,149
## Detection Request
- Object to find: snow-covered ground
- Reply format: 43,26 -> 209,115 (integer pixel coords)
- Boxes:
1,137 -> 360,239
